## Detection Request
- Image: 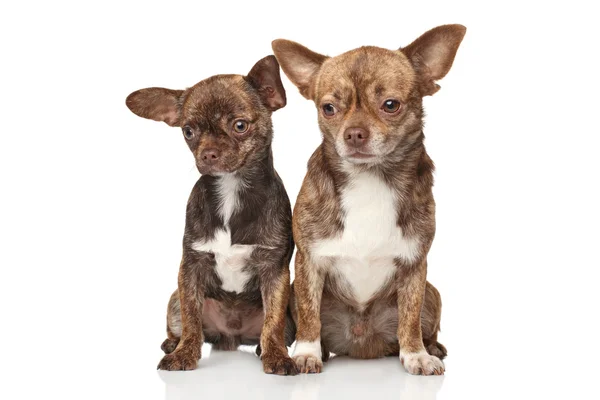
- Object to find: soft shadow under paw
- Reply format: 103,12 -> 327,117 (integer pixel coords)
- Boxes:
321,341 -> 331,362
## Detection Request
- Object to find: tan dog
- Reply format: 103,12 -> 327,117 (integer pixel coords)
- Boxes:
272,24 -> 465,375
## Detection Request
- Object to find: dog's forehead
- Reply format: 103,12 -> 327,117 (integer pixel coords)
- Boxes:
316,46 -> 415,99
182,75 -> 256,119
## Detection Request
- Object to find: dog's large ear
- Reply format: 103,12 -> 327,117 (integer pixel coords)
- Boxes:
401,24 -> 466,96
271,39 -> 328,100
246,55 -> 287,111
126,88 -> 184,127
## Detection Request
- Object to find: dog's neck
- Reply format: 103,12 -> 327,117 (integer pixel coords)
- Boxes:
207,145 -> 277,193
238,145 -> 277,184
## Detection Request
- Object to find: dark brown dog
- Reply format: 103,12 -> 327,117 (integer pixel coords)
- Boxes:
126,55 -> 298,375
272,24 -> 465,375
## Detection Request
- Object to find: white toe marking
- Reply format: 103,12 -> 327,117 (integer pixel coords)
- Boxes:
293,340 -> 321,358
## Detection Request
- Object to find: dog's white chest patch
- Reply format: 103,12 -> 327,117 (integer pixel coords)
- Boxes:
192,229 -> 255,293
311,171 -> 420,304
191,174 -> 254,294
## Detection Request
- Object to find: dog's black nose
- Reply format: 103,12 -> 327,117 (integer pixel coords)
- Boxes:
344,127 -> 370,147
201,148 -> 221,165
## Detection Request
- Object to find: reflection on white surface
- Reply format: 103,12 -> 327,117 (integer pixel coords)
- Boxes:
159,344 -> 444,400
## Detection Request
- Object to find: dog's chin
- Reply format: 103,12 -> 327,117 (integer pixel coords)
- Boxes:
340,141 -> 409,166
338,149 -> 381,165
196,165 -> 235,176
345,155 -> 378,165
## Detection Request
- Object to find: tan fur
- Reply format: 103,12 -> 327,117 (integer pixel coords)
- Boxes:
273,24 -> 465,375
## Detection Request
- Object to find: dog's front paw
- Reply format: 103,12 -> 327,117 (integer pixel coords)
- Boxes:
400,351 -> 444,375
293,340 -> 323,373
293,354 -> 323,374
157,350 -> 199,371
262,353 -> 299,376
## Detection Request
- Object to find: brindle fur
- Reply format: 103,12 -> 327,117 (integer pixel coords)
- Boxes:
126,56 -> 298,375
273,24 -> 465,374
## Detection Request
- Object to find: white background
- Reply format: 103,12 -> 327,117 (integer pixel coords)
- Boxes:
1,1 -> 599,399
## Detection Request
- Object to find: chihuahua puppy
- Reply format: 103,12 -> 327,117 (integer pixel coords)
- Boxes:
126,55 -> 298,375
272,24 -> 466,375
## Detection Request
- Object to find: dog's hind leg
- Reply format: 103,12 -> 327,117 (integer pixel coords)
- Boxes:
421,282 -> 447,360
160,290 -> 181,354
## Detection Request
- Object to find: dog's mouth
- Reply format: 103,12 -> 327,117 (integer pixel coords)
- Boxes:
196,163 -> 230,176
196,157 -> 247,176
348,151 -> 375,159
338,146 -> 379,164
344,148 -> 378,163
339,141 -> 377,160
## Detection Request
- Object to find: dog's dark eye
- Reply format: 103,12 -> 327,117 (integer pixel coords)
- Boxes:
183,126 -> 194,139
322,103 -> 337,117
382,100 -> 401,114
233,120 -> 249,134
